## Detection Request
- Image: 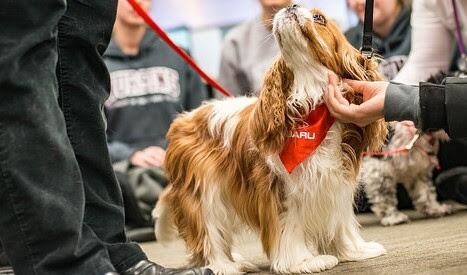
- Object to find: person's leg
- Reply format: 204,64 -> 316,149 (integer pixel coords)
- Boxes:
0,242 -> 13,275
0,242 -> 10,267
0,1 -> 116,274
56,0 -> 146,272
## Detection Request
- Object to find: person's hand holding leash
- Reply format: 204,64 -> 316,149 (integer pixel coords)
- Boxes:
324,73 -> 388,127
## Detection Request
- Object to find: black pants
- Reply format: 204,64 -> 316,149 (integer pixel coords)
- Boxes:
0,1 -> 146,274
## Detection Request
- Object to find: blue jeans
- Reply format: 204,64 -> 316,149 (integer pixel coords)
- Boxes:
0,1 -> 147,274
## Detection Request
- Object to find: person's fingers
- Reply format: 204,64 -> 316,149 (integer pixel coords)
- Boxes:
150,154 -> 165,167
138,153 -> 159,167
345,79 -> 378,102
328,73 -> 339,87
145,146 -> 166,156
144,146 -> 161,153
326,78 -> 386,127
343,79 -> 366,94
327,73 -> 347,106
144,147 -> 166,166
326,84 -> 353,122
346,79 -> 390,102
334,86 -> 350,106
132,156 -> 152,168
324,82 -> 339,114
325,75 -> 372,126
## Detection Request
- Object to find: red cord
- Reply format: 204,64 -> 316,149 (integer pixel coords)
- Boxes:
362,148 -> 409,157
363,122 -> 416,157
126,0 -> 232,97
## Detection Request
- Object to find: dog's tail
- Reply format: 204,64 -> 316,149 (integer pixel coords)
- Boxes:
153,185 -> 178,243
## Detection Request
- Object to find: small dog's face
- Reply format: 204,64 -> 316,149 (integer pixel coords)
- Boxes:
273,6 -> 364,78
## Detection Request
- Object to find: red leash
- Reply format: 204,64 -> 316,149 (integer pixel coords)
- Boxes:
362,121 -> 442,170
362,147 -> 409,157
363,122 -> 418,157
127,0 -> 232,97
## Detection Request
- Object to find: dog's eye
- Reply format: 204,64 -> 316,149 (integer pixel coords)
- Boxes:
313,14 -> 326,25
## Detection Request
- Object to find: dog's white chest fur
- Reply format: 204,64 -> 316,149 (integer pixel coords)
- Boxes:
268,122 -> 352,242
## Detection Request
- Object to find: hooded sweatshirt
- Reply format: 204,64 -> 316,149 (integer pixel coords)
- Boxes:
104,30 -> 208,163
345,7 -> 412,80
218,17 -> 280,97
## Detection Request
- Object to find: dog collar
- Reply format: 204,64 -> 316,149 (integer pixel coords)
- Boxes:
280,104 -> 335,173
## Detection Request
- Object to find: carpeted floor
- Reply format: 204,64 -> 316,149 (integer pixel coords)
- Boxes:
140,205 -> 467,274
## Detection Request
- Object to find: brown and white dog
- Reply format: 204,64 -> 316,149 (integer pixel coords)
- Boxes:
154,6 -> 387,274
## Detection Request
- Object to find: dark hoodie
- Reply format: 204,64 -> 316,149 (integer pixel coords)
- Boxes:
104,30 -> 208,163
345,7 -> 411,80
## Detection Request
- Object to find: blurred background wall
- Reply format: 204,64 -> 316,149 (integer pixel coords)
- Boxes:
150,0 -> 357,77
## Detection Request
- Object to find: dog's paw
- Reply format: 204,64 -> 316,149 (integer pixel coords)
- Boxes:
340,241 -> 386,262
381,212 -> 409,226
231,253 -> 260,273
424,203 -> 452,217
207,262 -> 246,275
288,255 -> 338,273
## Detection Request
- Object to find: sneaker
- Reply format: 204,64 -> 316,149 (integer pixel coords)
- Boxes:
122,260 -> 213,275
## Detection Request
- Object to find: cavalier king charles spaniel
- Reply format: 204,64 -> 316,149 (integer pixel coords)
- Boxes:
154,6 -> 387,274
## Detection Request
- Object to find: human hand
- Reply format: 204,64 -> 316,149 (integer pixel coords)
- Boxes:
129,146 -> 166,168
324,73 -> 388,127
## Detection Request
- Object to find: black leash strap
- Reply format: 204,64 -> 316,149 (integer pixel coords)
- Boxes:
360,0 -> 374,59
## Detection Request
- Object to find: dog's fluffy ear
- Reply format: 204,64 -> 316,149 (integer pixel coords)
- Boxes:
431,130 -> 450,142
338,50 -> 387,176
334,31 -> 382,82
251,58 -> 295,154
338,41 -> 387,152
340,47 -> 381,81
364,119 -> 388,152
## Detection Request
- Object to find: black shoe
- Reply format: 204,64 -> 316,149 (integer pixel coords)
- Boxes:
0,266 -> 14,275
436,167 -> 467,204
122,260 -> 213,275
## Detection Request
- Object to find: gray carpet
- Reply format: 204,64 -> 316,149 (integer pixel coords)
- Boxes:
140,205 -> 467,274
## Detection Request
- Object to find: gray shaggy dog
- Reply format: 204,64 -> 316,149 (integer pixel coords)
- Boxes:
358,122 -> 452,226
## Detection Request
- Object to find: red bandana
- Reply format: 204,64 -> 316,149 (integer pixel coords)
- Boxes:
280,105 -> 335,173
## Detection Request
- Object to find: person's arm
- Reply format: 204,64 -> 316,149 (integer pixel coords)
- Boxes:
393,0 -> 453,84
325,74 -> 425,128
385,81 -> 447,132
383,83 -> 421,126
325,74 -> 467,139
442,77 -> 467,138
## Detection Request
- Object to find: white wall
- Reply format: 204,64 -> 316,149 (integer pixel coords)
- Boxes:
150,0 -> 358,77
151,0 -> 260,30
191,28 -> 224,76
152,0 -> 356,30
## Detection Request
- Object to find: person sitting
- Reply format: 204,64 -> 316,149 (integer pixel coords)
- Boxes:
218,0 -> 292,96
345,0 -> 411,80
104,0 -> 208,234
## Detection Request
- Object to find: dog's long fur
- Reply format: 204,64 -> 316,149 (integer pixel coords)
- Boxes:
154,7 -> 387,273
